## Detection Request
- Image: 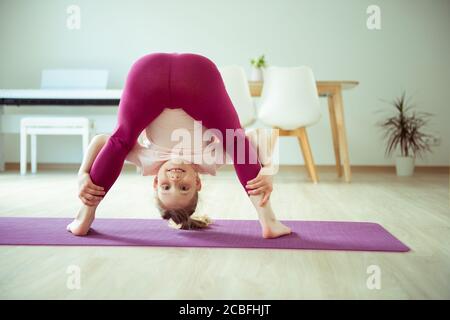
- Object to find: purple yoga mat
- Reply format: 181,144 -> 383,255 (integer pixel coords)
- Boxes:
0,217 -> 410,252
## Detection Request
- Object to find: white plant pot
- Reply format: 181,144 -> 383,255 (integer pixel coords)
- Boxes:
250,67 -> 264,81
395,156 -> 415,176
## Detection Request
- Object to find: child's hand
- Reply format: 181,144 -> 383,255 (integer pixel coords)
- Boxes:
245,173 -> 273,206
78,172 -> 105,206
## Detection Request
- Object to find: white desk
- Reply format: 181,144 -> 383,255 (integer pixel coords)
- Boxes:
0,89 -> 122,105
0,89 -> 122,171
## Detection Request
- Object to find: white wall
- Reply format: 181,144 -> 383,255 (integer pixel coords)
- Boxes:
1,0 -> 449,165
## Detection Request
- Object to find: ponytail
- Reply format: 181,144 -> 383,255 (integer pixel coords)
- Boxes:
156,192 -> 211,230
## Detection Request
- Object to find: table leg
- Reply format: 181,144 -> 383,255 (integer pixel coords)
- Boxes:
327,95 -> 342,177
331,88 -> 352,182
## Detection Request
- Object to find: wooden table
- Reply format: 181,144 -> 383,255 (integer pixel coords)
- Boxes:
248,80 -> 359,182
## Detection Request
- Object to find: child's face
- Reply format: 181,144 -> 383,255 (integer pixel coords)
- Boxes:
153,159 -> 201,209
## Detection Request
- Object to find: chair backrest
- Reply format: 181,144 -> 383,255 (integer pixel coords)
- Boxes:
41,69 -> 109,89
258,66 -> 321,130
218,65 -> 255,127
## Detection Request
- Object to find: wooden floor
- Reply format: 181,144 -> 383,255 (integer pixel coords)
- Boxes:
0,166 -> 448,299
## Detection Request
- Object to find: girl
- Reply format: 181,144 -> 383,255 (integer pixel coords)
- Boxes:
67,52 -> 291,239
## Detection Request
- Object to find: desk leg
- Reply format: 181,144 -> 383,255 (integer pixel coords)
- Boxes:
331,89 -> 352,182
0,105 -> 4,171
327,95 -> 342,177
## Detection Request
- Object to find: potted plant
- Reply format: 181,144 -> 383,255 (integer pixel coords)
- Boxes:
377,92 -> 434,176
250,54 -> 267,81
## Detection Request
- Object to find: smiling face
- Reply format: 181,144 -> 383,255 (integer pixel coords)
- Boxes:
153,159 -> 202,209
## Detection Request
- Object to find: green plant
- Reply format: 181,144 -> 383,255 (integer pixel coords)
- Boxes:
250,54 -> 267,69
377,92 -> 433,158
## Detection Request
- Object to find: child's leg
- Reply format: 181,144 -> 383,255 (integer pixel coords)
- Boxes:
68,53 -> 172,236
67,203 -> 97,236
90,53 -> 172,192
170,53 -> 261,189
249,195 -> 291,239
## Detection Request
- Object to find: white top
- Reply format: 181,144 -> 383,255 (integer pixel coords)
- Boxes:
125,108 -> 226,176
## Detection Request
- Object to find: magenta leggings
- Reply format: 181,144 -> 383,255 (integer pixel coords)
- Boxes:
90,53 -> 261,193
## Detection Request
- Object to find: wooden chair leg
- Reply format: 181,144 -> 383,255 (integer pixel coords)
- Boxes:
297,129 -> 313,180
296,127 -> 319,183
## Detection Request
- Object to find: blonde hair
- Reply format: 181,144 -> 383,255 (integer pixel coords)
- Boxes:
155,192 -> 212,230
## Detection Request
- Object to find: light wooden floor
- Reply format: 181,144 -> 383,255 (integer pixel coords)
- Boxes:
0,166 -> 448,299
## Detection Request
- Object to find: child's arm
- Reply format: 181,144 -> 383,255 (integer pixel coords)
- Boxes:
77,134 -> 109,206
245,129 -> 278,206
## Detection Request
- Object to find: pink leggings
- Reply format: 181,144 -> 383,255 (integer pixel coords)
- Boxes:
90,53 -> 261,193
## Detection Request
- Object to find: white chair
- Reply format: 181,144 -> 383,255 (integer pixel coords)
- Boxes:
219,66 -> 256,127
18,69 -> 109,174
258,66 -> 321,183
20,117 -> 92,175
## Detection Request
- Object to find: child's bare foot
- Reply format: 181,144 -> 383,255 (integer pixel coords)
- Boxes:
261,219 -> 292,239
67,205 -> 96,236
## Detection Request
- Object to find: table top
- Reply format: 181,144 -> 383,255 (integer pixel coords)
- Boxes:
248,80 -> 359,90
316,81 -> 359,90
